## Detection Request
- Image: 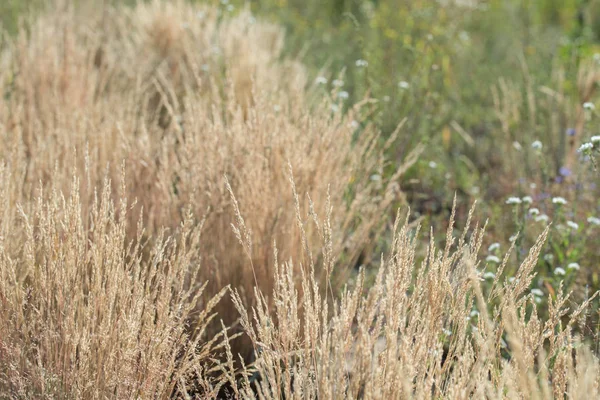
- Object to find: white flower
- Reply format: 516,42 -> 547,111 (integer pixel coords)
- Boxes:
486,255 -> 500,264
591,135 -> 600,143
428,161 -> 437,169
522,196 -> 533,204
528,208 -> 540,215
531,288 -> 544,297
584,102 -> 595,110
382,95 -> 391,102
578,142 -> 594,153
508,277 -> 517,283
355,59 -> 368,67
531,140 -> 543,150
332,79 -> 344,87
588,216 -> 600,225
483,271 -> 496,280
370,174 -> 382,181
567,262 -> 580,271
338,91 -> 349,99
544,254 -> 554,262
566,221 -> 579,230
552,197 -> 567,205
506,197 -> 522,205
470,310 -> 480,317
273,105 -> 281,112
443,328 -> 452,336
509,234 -> 518,243
513,141 -> 523,151
398,81 -> 410,89
554,267 -> 566,276
331,104 -> 339,112
349,120 -> 359,129
315,76 -> 328,85
535,214 -> 549,222
488,242 -> 500,252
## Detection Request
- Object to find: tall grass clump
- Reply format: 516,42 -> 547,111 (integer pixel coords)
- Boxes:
1,0 -> 600,398
0,169 -> 228,398
228,203 -> 600,398
0,0 -> 415,361
0,0 -> 413,393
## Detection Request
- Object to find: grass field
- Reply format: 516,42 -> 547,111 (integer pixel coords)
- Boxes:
1,0 -> 600,398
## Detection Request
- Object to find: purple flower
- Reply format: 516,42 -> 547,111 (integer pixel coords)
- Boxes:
566,128 -> 576,136
559,166 -> 571,177
535,192 -> 551,201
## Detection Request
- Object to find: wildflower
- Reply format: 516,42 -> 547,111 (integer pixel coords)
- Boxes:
370,174 -> 382,181
486,255 -> 500,264
583,102 -> 595,110
552,197 -> 567,205
535,214 -> 549,222
509,234 -> 518,243
567,262 -> 580,271
226,4 -> 234,12
470,310 -> 480,317
488,242 -> 500,252
483,271 -> 496,280
531,288 -> 544,297
566,128 -> 576,136
506,197 -> 522,205
531,140 -> 543,150
273,105 -> 281,112
338,91 -> 349,100
428,161 -> 437,169
513,141 -> 522,151
349,120 -> 359,129
383,95 -> 391,102
398,81 -> 410,89
355,59 -> 368,67
591,135 -> 600,143
588,216 -> 600,225
331,104 -> 339,112
578,142 -> 593,153
508,277 -> 517,283
544,254 -> 554,262
332,79 -> 344,87
315,76 -> 328,85
522,196 -> 533,204
559,166 -> 571,177
442,328 -> 452,336
566,220 -> 579,230
528,208 -> 540,215
554,267 -> 566,276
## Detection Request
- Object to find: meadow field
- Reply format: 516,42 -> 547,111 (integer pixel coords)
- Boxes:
1,0 -> 600,398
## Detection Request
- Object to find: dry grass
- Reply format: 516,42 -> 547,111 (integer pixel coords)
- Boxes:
0,1 -> 599,398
